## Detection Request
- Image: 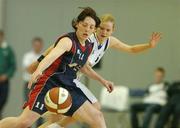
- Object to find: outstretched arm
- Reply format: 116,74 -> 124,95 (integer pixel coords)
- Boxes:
80,62 -> 114,93
28,38 -> 72,88
109,32 -> 162,53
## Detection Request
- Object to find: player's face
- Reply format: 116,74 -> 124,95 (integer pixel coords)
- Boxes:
76,16 -> 96,41
96,21 -> 114,41
154,71 -> 164,84
32,41 -> 43,54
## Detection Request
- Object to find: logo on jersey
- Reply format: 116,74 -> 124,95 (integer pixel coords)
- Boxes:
77,49 -> 84,60
68,63 -> 82,72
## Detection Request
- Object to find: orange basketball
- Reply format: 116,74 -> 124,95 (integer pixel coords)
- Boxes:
44,87 -> 72,114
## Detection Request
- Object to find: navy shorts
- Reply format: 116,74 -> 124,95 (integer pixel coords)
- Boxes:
24,74 -> 91,116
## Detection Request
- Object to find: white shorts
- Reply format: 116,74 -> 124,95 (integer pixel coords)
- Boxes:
73,79 -> 98,104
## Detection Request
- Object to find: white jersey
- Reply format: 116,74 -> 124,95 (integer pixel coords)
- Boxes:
76,33 -> 110,79
88,33 -> 110,67
74,33 -> 110,103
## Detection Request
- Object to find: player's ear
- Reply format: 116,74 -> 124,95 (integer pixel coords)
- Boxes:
94,28 -> 97,32
75,22 -> 79,29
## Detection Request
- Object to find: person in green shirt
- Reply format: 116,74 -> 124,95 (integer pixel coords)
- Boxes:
0,30 -> 16,119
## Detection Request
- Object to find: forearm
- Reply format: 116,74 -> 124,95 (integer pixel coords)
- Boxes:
80,65 -> 105,85
130,43 -> 151,53
35,54 -> 57,73
110,37 -> 151,53
35,38 -> 71,74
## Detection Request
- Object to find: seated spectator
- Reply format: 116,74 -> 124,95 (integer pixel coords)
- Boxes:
155,81 -> 180,128
130,67 -> 168,128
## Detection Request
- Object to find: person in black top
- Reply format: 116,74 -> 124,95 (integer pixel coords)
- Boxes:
155,81 -> 180,128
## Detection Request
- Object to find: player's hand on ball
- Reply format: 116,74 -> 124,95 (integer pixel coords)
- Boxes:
102,80 -> 114,93
28,71 -> 42,89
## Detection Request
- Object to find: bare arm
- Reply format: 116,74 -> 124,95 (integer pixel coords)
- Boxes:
28,38 -> 72,88
27,45 -> 54,74
80,62 -> 114,93
42,45 -> 54,56
109,32 -> 161,53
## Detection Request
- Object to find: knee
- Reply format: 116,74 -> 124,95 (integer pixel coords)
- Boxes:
46,114 -> 60,123
93,102 -> 101,110
91,111 -> 104,126
95,111 -> 104,119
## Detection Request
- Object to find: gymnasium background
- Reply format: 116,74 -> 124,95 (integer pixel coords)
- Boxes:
0,0 -> 179,127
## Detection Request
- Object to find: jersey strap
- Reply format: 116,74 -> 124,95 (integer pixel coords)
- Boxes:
104,38 -> 109,51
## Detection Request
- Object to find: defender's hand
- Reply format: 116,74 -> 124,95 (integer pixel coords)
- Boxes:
149,32 -> 162,48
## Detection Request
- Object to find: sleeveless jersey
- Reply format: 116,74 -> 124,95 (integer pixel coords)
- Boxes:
88,33 -> 110,67
42,32 -> 93,87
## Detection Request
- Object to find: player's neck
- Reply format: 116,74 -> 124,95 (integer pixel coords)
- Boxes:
96,33 -> 106,45
78,37 -> 86,46
76,33 -> 86,46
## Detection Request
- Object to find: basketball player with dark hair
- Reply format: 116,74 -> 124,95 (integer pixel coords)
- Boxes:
0,7 -> 114,128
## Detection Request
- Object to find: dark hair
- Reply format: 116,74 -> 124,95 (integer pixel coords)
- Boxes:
72,7 -> 100,30
32,37 -> 43,44
156,67 -> 165,74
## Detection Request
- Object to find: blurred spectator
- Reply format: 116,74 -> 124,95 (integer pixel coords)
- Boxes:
22,37 -> 43,127
155,81 -> 180,128
130,67 -> 168,128
0,30 -> 16,119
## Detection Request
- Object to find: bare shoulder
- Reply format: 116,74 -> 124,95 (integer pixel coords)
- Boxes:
110,36 -> 119,42
56,37 -> 72,51
58,37 -> 72,45
109,36 -> 119,47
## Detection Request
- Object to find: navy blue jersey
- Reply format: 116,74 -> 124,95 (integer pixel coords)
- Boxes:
42,32 -> 93,86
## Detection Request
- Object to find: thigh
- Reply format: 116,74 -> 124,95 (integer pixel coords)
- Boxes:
18,106 -> 41,126
73,79 -> 97,104
72,101 -> 100,124
92,102 -> 101,110
158,103 -> 172,119
131,103 -> 148,112
63,87 -> 90,116
23,79 -> 59,115
43,112 -> 63,121
146,104 -> 162,112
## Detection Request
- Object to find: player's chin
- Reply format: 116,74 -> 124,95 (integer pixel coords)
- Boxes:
82,34 -> 89,39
